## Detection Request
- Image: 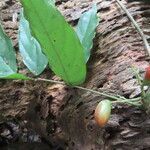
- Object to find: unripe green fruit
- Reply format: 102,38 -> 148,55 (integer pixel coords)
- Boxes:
94,100 -> 112,127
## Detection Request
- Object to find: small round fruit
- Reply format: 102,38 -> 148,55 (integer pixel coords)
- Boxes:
144,66 -> 150,80
94,100 -> 112,127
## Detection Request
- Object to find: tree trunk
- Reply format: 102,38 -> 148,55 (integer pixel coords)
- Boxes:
0,0 -> 150,150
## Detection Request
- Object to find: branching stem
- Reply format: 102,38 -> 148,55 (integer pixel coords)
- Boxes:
30,77 -> 141,104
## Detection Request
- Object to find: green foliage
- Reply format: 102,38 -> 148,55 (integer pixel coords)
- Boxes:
0,23 -> 30,80
2,73 -> 30,80
19,10 -> 48,76
76,4 -> 99,62
1,1 -> 99,84
0,23 -> 17,77
21,0 -> 86,85
49,0 -> 55,6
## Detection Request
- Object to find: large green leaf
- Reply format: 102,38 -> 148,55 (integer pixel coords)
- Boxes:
20,0 -> 86,85
19,10 -> 48,76
76,4 -> 99,62
0,23 -> 17,77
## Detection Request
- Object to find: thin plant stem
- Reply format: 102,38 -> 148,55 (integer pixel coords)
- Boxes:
131,66 -> 146,97
112,98 -> 142,106
131,66 -> 142,86
112,97 -> 141,103
116,0 -> 150,57
32,78 -> 121,100
30,77 -> 140,102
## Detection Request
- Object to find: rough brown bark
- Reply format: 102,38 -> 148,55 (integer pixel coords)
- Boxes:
0,0 -> 150,150
58,1 -> 150,149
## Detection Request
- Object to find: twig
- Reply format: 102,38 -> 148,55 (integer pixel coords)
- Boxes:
116,0 -> 150,57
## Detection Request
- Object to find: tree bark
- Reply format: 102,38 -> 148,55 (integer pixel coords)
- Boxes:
0,0 -> 150,150
58,0 -> 150,149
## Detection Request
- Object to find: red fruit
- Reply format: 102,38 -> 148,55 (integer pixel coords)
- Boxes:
94,100 -> 111,127
144,66 -> 150,80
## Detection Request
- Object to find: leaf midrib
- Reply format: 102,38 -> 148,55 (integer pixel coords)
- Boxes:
30,0 -> 70,82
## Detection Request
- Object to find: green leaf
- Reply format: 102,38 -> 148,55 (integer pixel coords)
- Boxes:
21,0 -> 86,85
1,73 -> 30,80
0,23 -> 30,80
0,23 -> 17,77
19,9 -> 48,76
76,4 -> 99,62
48,0 -> 55,6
